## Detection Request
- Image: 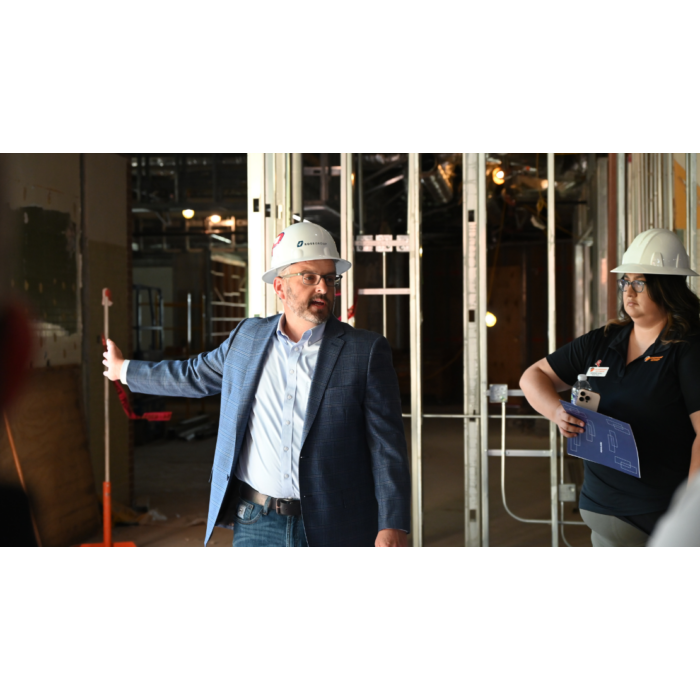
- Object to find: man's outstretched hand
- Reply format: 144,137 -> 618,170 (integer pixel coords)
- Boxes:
375,529 -> 407,547
103,339 -> 124,381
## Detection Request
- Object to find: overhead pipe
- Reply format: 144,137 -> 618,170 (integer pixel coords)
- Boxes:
420,155 -> 456,204
362,154 -> 404,167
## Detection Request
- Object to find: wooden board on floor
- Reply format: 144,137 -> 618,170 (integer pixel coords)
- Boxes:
0,367 -> 101,546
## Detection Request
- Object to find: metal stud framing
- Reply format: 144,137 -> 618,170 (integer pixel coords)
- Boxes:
463,153 -> 482,546
477,154 -> 489,546
687,154 -> 697,294
546,152 -> 558,548
247,153 -> 292,319
292,153 -> 303,223
340,153 -> 355,325
408,153 -> 423,547
664,153 -> 674,231
617,154 -> 626,277
246,153 -> 267,318
248,152 -> 683,547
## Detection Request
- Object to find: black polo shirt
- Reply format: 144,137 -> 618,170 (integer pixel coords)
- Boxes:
547,323 -> 700,516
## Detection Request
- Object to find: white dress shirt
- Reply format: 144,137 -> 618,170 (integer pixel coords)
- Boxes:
120,316 -> 324,499
235,316 -> 324,498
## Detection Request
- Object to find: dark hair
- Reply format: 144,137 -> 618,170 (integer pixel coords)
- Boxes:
606,274 -> 700,343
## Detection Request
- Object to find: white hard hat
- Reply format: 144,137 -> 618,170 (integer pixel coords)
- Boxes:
262,221 -> 351,284
611,228 -> 698,277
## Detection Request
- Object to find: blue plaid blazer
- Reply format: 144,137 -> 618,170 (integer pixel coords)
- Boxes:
127,314 -> 411,546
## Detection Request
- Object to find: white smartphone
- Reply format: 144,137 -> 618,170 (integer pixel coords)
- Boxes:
574,389 -> 601,412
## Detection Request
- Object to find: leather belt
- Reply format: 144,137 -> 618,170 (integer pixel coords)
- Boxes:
240,482 -> 302,517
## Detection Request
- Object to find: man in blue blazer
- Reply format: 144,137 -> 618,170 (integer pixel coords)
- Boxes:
103,222 -> 411,547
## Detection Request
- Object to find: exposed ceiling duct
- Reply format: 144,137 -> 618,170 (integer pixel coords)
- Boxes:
421,155 -> 458,204
362,154 -> 405,167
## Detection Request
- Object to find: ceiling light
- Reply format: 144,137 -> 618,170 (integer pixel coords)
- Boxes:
540,179 -> 548,190
182,209 -> 195,219
485,312 -> 497,328
492,169 -> 505,185
209,214 -> 222,224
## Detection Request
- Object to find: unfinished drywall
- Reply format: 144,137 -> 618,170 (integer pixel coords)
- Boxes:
82,154 -> 131,504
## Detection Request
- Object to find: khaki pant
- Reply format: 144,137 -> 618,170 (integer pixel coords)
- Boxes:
580,509 -> 649,547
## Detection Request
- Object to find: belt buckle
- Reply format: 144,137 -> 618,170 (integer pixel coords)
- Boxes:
275,498 -> 289,515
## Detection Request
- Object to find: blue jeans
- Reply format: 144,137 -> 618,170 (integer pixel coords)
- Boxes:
232,495 -> 308,547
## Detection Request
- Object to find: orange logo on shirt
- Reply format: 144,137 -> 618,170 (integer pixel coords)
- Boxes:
644,356 -> 663,362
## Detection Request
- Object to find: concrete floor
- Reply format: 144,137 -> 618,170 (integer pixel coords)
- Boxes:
90,401 -> 592,547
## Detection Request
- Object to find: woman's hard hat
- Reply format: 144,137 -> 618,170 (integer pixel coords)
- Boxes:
262,221 -> 351,284
611,228 -> 698,277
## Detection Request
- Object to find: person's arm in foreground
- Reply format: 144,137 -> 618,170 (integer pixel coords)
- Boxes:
364,336 -> 411,547
102,320 -> 249,398
520,358 -> 585,438
688,412 -> 700,481
649,417 -> 700,546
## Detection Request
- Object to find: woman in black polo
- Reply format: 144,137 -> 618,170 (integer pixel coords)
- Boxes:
521,229 -> 700,546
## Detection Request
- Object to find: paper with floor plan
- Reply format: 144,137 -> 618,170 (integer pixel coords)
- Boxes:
560,400 -> 641,478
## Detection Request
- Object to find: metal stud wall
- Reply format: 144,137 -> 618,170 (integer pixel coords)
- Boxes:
247,152 -> 698,547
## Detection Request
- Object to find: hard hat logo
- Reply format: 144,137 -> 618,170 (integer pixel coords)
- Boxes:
262,221 -> 352,284
611,228 -> 699,277
272,232 -> 285,250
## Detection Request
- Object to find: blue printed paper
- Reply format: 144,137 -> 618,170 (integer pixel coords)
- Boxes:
560,400 -> 641,478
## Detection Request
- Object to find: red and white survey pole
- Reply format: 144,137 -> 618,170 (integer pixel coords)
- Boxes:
102,288 -> 113,546
82,288 -> 135,547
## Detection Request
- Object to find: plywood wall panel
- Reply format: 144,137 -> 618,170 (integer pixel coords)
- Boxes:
0,367 -> 100,546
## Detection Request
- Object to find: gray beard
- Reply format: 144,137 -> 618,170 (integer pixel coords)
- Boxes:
284,283 -> 332,325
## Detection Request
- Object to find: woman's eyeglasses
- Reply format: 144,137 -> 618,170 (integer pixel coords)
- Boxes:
617,278 -> 646,293
279,272 -> 342,287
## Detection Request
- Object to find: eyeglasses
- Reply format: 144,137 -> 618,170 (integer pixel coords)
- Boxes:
617,278 -> 646,293
279,272 -> 342,287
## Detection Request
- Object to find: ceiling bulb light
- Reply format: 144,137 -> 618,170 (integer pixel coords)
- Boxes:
182,209 -> 195,219
492,169 -> 505,185
210,214 -> 222,224
540,179 -> 548,190
485,312 -> 497,328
